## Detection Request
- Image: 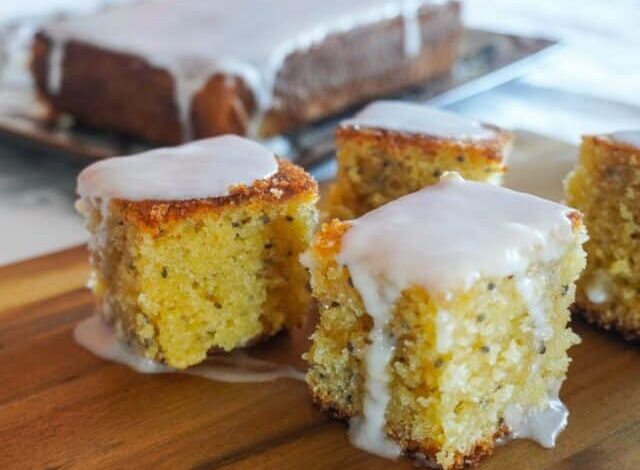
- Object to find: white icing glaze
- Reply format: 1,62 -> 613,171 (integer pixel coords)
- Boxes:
338,172 -> 577,458
75,312 -> 172,373
609,130 -> 640,148
514,268 -> 566,441
0,0 -> 136,91
516,275 -> 554,343
76,135 -> 277,201
346,259 -> 402,459
341,101 -> 496,140
401,1 -> 423,57
503,382 -> 568,448
74,314 -> 305,382
585,270 -> 611,304
75,196 -> 112,306
435,309 -> 455,353
46,37 -> 64,94
340,172 -> 575,300
42,0 -> 441,139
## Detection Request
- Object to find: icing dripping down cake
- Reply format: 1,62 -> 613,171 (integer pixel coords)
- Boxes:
76,135 -> 318,369
328,101 -> 513,219
565,130 -> 640,340
32,0 -> 462,144
304,172 -> 587,469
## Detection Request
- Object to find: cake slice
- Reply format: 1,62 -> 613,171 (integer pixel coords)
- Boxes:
76,135 -> 318,369
32,0 -> 462,144
327,101 -> 513,219
304,173 -> 586,469
565,131 -> 640,340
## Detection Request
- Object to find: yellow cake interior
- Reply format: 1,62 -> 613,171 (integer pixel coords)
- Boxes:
82,188 -> 317,369
328,128 -> 510,219
565,135 -> 640,339
304,219 -> 584,469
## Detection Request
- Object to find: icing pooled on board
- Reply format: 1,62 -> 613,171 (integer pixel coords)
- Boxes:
503,382 -> 568,448
77,135 -> 277,201
341,100 -> 496,140
74,314 -> 305,383
337,172 -> 579,458
42,0 -> 443,139
608,130 -> 640,148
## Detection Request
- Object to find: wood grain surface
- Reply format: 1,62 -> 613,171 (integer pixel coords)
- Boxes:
0,245 -> 639,470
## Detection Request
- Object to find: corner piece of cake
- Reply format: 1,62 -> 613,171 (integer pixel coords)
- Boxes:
327,101 -> 513,219
565,130 -> 640,340
76,135 -> 318,369
304,172 -> 586,469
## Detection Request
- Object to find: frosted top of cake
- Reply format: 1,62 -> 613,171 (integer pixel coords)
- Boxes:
42,0 -> 443,139
339,172 -> 576,298
340,101 -> 496,140
608,130 -> 640,148
77,135 -> 278,201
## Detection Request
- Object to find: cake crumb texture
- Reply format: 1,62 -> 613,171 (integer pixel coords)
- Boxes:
566,135 -> 640,340
304,218 -> 584,469
81,160 -> 318,368
327,126 -> 512,219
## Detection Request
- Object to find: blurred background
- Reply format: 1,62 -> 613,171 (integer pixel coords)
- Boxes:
1,0 -> 639,265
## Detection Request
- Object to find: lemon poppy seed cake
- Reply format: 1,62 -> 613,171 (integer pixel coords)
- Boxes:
304,173 -> 586,469
565,131 -> 640,340
327,101 -> 513,219
76,135 -> 318,369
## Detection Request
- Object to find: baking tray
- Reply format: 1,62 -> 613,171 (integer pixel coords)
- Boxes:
0,27 -> 559,166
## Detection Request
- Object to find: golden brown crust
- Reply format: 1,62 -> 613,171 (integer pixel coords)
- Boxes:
566,210 -> 584,232
308,385 -> 508,470
31,3 -> 461,144
586,134 -> 640,159
337,124 -> 513,163
112,158 -> 317,234
403,426 -> 508,470
572,303 -> 640,342
308,219 -> 351,259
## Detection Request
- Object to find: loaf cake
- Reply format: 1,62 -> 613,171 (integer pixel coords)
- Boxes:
304,173 -> 586,469
565,131 -> 640,340
32,0 -> 462,144
76,135 -> 318,369
327,101 -> 513,219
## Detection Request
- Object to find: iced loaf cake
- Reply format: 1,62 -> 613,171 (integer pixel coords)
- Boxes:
32,0 -> 462,144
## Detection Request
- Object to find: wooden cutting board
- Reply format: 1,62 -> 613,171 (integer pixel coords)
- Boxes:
0,245 -> 639,470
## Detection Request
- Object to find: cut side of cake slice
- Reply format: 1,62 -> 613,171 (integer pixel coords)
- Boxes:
304,172 -> 586,469
327,101 -> 513,219
77,135 -> 318,369
565,130 -> 640,340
